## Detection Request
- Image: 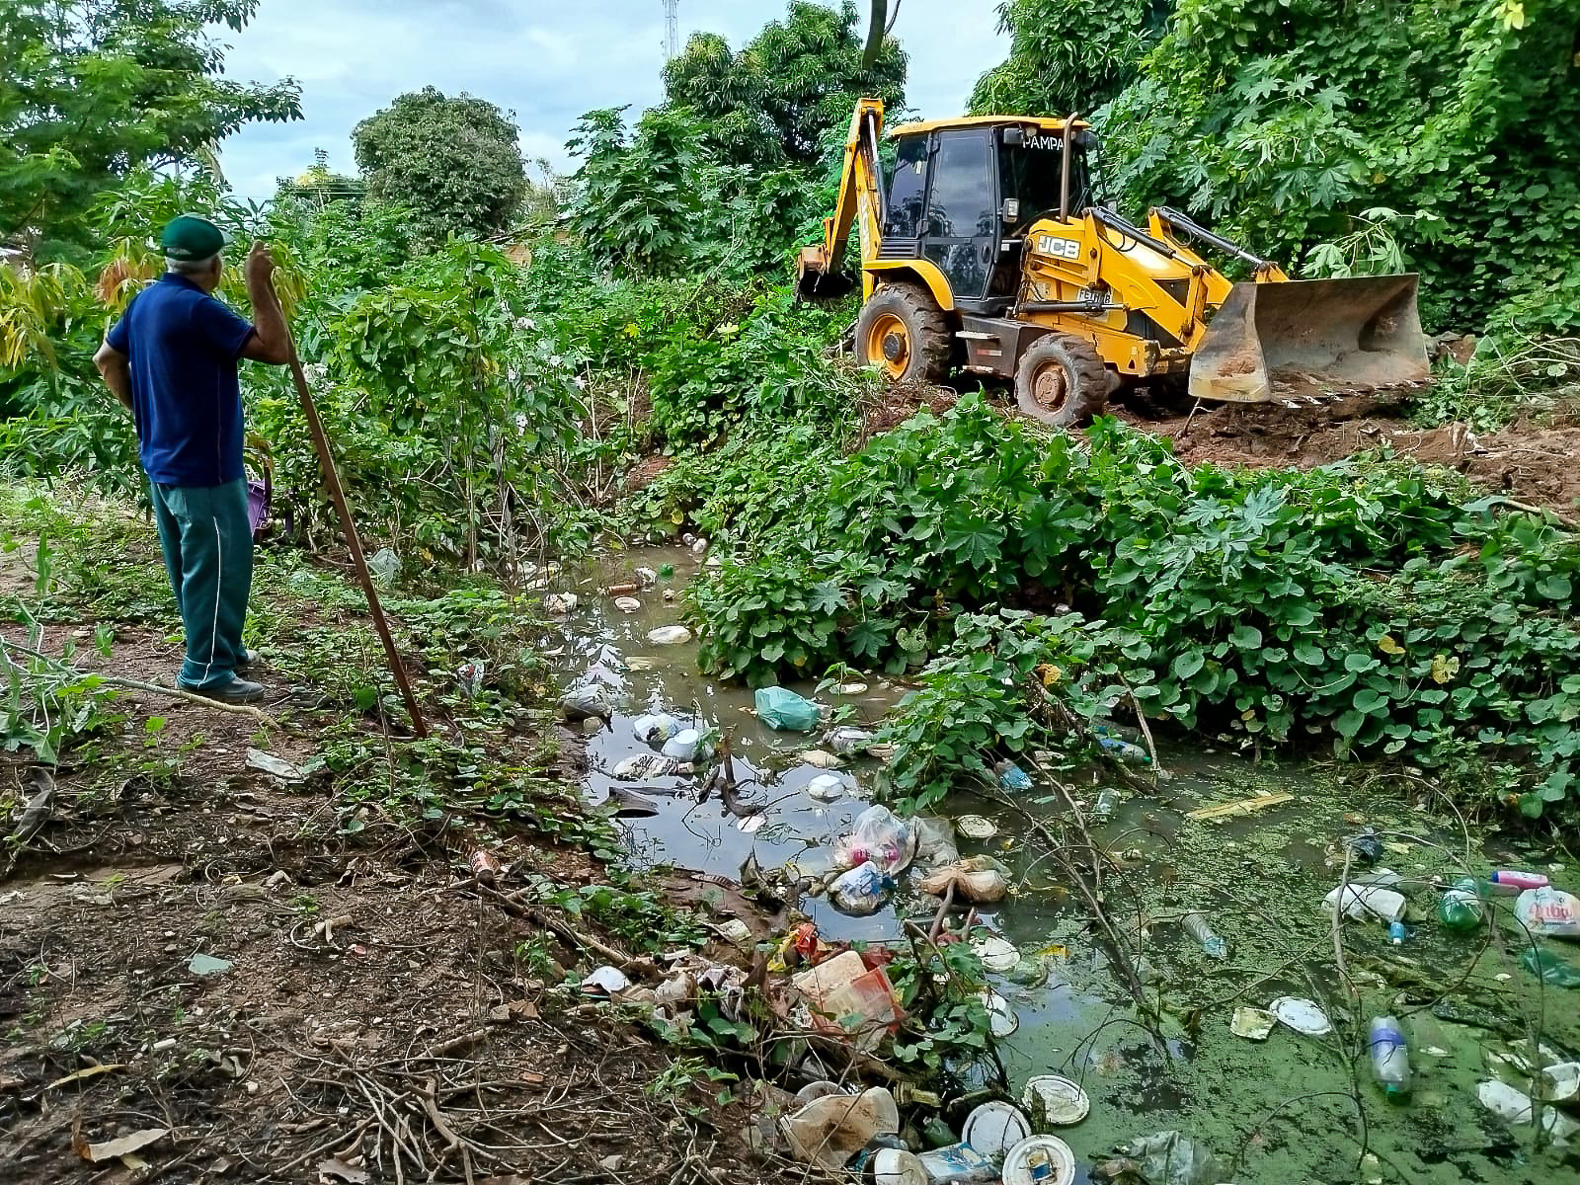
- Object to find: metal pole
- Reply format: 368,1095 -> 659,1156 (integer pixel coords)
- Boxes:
1059,111 -> 1079,222
285,344 -> 429,738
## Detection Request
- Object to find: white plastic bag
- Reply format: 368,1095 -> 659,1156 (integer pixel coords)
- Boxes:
835,805 -> 916,875
1515,887 -> 1580,939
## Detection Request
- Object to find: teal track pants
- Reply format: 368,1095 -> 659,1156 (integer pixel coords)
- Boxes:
150,479 -> 253,690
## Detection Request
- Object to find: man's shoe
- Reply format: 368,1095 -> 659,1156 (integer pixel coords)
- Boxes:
183,676 -> 265,705
234,649 -> 260,672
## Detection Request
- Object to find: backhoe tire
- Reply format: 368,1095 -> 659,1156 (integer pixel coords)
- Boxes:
1014,334 -> 1114,429
856,284 -> 952,384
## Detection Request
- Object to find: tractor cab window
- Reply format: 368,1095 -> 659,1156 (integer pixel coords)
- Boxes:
885,136 -> 928,240
923,129 -> 997,302
998,135 -> 1091,233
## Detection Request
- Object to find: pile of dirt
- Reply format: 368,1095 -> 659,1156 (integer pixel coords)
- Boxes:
0,623 -> 781,1185
1121,399 -> 1580,516
859,382 -> 958,441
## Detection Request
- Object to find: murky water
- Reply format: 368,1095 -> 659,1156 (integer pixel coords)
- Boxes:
552,548 -> 1580,1185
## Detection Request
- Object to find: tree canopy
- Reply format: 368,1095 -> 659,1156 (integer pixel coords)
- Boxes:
0,0 -> 301,263
661,0 -> 907,169
352,86 -> 527,244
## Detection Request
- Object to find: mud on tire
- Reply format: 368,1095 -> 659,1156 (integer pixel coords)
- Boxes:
1014,333 -> 1115,429
855,283 -> 952,384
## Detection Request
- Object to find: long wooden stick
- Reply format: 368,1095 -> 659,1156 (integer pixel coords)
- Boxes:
286,345 -> 428,737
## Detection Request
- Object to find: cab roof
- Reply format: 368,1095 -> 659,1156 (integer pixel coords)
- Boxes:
888,114 -> 1088,137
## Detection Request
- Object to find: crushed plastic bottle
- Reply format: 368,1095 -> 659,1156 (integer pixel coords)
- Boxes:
1438,877 -> 1486,932
1093,788 -> 1121,820
1182,911 -> 1228,959
829,861 -> 895,916
1368,1016 -> 1411,1100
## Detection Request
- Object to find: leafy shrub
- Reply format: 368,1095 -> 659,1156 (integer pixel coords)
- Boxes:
691,398 -> 1580,816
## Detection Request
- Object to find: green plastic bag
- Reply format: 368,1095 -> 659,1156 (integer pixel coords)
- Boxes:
1520,946 -> 1580,988
754,686 -> 821,732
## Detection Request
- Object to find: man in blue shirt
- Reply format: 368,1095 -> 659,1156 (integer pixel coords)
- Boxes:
94,215 -> 291,703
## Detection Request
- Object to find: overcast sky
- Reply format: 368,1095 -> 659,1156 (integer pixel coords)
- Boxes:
217,0 -> 1008,199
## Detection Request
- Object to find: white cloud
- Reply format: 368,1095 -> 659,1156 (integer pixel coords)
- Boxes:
219,0 -> 1008,198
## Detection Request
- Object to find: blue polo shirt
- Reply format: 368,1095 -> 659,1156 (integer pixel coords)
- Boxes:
106,273 -> 255,487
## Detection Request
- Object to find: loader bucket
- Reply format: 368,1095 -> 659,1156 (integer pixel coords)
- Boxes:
796,245 -> 856,302
1189,274 -> 1428,403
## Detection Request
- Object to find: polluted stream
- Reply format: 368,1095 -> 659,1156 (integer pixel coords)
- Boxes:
545,546 -> 1580,1185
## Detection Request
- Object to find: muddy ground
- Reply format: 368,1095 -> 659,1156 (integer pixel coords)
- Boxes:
0,516 -> 791,1185
861,383 -> 1580,517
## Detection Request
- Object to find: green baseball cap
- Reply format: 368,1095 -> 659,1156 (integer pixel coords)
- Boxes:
161,213 -> 230,262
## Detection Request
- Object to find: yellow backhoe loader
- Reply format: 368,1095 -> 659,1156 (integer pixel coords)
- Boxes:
798,99 -> 1428,426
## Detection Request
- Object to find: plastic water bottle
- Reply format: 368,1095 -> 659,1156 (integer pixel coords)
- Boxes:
1368,1016 -> 1411,1100
1438,878 -> 1486,932
1098,735 -> 1151,764
1388,920 -> 1408,945
1182,911 -> 1228,958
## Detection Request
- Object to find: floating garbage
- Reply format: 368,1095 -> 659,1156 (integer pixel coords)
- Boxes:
1521,946 -> 1580,987
1514,886 -> 1580,938
835,805 -> 918,875
1438,877 -> 1486,932
1477,1079 -> 1580,1142
980,988 -> 1018,1037
1098,735 -> 1150,764
1368,1015 -> 1411,1100
1323,880 -> 1407,924
918,857 -> 1008,904
1541,1061 -> 1580,1103
636,566 -> 658,587
755,686 -> 822,731
781,1085 -> 900,1169
971,934 -> 1022,972
995,760 -> 1032,791
1021,1075 -> 1091,1126
826,726 -> 878,755
917,1142 -> 998,1184
647,624 -> 692,645
1345,825 -> 1383,866
632,712 -> 682,744
830,861 -> 895,916
834,680 -> 869,695
613,596 -> 642,612
1270,996 -> 1332,1036
1097,1131 -> 1221,1185
801,748 -> 844,769
956,814 -> 997,839
961,1101 -> 1032,1158
661,727 -> 712,762
1230,1006 -> 1277,1041
558,684 -> 613,721
1489,869 -> 1551,894
1181,911 -> 1228,958
1002,1135 -> 1077,1185
544,592 -> 578,615
613,753 -> 681,780
808,774 -> 846,802
912,816 -> 960,871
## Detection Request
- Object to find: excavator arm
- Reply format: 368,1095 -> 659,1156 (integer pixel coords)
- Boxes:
797,98 -> 887,300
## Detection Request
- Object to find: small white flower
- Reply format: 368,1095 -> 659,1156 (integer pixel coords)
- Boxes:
572,375 -> 586,389
514,413 -> 528,432
506,367 -> 519,383
548,354 -> 562,367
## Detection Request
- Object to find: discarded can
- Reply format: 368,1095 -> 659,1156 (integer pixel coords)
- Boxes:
470,848 -> 501,886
